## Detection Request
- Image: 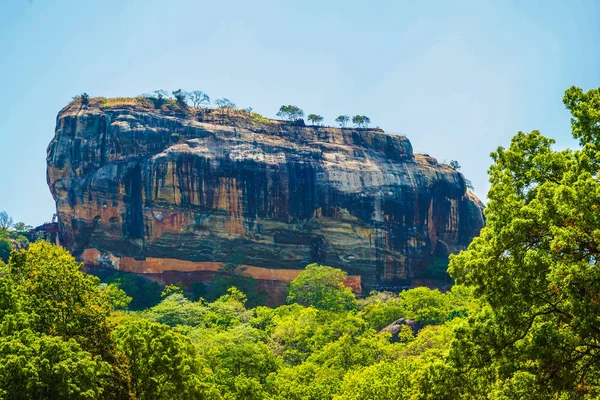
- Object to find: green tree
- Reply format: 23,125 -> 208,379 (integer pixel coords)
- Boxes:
0,239 -> 11,263
72,93 -> 90,105
307,332 -> 393,371
215,98 -> 236,109
0,331 -> 112,400
0,211 -> 13,231
361,115 -> 371,127
99,283 -> 132,311
307,114 -> 324,126
189,90 -> 210,109
194,325 -> 279,383
398,287 -> 450,325
215,98 -> 236,120
171,89 -> 188,107
277,105 -> 304,121
334,359 -> 415,400
12,222 -> 31,233
6,242 -> 113,353
143,292 -> 206,327
266,361 -> 343,400
161,283 -> 185,298
352,115 -> 364,128
335,115 -> 349,127
152,90 -> 169,108
449,160 -> 461,170
358,296 -> 403,331
107,273 -> 162,310
115,319 -> 199,399
287,264 -> 358,312
0,243 -> 130,399
442,86 -> 600,396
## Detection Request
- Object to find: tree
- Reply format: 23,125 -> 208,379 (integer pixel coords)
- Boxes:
449,160 -> 461,170
398,287 -> 450,325
0,239 -> 11,263
335,359 -> 415,400
352,115 -> 370,128
358,296 -> 403,331
12,222 -> 31,233
171,89 -> 188,107
0,331 -> 112,400
115,319 -> 199,399
362,115 -> 371,128
287,264 -> 358,312
0,211 -> 13,231
189,90 -> 210,108
72,93 -> 90,105
335,115 -> 349,127
307,114 -> 324,126
276,105 -> 304,121
0,242 -> 130,399
99,283 -> 132,311
194,325 -> 279,383
6,242 -> 113,353
215,98 -> 236,119
143,90 -> 169,108
442,86 -> 600,396
215,98 -> 236,109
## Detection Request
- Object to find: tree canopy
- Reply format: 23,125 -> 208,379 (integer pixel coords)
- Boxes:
335,115 -> 349,127
276,105 -> 304,121
440,85 -> 600,397
351,115 -> 370,128
307,114 -> 324,125
287,264 -> 358,312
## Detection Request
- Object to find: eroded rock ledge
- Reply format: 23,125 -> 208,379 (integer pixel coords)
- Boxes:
47,100 -> 484,296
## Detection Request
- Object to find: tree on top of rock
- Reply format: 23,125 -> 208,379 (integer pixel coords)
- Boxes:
276,105 -> 304,121
307,114 -> 324,126
449,160 -> 461,170
336,115 -> 350,127
171,89 -> 188,108
189,90 -> 210,109
352,115 -> 371,128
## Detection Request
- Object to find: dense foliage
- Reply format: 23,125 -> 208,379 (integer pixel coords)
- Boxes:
2,85 -> 599,398
0,242 -> 474,399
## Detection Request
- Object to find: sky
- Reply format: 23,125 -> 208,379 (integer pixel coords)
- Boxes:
0,0 -> 599,226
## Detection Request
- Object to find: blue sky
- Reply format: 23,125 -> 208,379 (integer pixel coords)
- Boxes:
0,0 -> 598,226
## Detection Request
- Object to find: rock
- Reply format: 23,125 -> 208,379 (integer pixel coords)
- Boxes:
378,318 -> 421,342
46,100 -> 484,300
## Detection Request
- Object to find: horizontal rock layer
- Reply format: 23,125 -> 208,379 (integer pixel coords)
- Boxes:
47,102 -> 484,293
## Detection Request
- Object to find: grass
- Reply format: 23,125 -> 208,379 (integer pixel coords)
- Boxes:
76,96 -> 278,127
101,97 -> 143,109
250,112 -> 272,124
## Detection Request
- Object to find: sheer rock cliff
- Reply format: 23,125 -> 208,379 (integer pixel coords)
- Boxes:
47,100 -> 484,298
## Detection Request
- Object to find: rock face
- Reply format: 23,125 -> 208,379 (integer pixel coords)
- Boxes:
47,100 -> 484,297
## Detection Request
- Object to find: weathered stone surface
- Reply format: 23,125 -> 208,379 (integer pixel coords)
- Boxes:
379,318 -> 421,342
47,101 -> 484,293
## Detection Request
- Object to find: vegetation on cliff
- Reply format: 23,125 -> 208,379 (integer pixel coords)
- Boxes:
71,90 -> 374,130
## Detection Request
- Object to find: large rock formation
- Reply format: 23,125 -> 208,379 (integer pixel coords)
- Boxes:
47,98 -> 484,299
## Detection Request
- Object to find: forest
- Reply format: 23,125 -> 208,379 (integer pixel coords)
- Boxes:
0,85 -> 599,399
